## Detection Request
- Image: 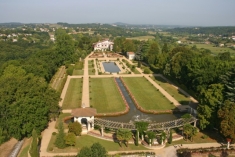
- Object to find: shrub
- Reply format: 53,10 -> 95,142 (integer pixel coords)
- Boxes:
68,122 -> 82,136
143,68 -> 151,74
48,147 -> 53,151
52,132 -> 57,135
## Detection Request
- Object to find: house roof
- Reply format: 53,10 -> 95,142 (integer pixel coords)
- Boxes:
127,52 -> 135,55
71,107 -> 97,117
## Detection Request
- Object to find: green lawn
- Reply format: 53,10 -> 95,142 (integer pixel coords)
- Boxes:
166,130 -> 223,147
73,62 -> 84,75
18,138 -> 32,157
122,77 -> 175,111
88,60 -> 95,75
193,44 -> 235,57
55,113 -> 71,129
73,70 -> 84,75
74,61 -> 84,70
47,134 -> 148,153
133,68 -> 141,74
90,78 -> 126,113
151,76 -> 191,105
62,78 -> 82,109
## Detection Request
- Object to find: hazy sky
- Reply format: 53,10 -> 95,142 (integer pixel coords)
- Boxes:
1,0 -> 235,26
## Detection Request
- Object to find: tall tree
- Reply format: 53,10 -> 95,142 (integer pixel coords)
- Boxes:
55,28 -> 75,64
221,67 -> 235,102
29,129 -> 39,157
218,100 -> 235,142
197,84 -> 224,129
55,121 -> 66,149
147,41 -> 160,64
183,124 -> 197,141
116,129 -> 133,147
162,43 -> 169,53
135,121 -> 149,140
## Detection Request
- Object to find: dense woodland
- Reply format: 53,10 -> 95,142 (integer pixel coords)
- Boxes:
0,28 -> 93,143
0,24 -> 235,145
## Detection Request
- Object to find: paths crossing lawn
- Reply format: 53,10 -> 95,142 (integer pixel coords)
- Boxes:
122,77 -> 175,111
90,78 -> 126,113
151,76 -> 191,105
47,134 -> 148,153
62,78 -> 82,109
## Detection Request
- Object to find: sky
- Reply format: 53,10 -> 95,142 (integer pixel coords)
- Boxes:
0,0 -> 235,26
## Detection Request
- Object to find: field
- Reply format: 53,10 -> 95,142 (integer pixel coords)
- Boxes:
62,78 -> 82,109
151,76 -> 191,105
126,36 -> 155,41
89,78 -> 126,113
193,44 -> 235,57
47,134 -> 148,153
122,77 -> 175,111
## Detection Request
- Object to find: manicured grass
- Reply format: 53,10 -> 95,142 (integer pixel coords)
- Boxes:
88,69 -> 95,75
90,78 -> 126,113
74,61 -> 84,70
55,113 -> 71,129
166,130 -> 224,147
47,134 -> 148,153
18,138 -> 32,157
151,76 -> 191,105
193,44 -> 235,57
88,60 -> 95,75
73,62 -> 84,75
88,64 -> 93,69
133,69 -> 141,74
88,60 -> 94,65
73,70 -> 83,75
122,77 -> 175,111
62,78 -> 82,109
126,36 -> 155,41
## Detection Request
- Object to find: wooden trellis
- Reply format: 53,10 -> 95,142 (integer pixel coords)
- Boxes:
94,117 -> 197,131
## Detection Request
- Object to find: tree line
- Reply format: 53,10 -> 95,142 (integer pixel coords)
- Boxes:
0,28 -> 89,143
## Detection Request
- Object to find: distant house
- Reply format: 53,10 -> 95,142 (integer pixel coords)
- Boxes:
220,43 -> 224,47
93,39 -> 114,51
127,52 -> 135,60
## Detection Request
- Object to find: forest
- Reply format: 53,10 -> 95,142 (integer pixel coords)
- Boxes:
0,28 -> 94,143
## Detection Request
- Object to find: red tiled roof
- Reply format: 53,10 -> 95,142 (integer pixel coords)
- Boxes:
127,52 -> 135,55
71,108 -> 97,117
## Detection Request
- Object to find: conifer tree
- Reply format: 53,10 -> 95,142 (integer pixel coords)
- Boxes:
55,121 -> 66,149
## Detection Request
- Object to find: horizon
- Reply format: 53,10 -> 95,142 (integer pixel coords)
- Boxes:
1,0 -> 235,27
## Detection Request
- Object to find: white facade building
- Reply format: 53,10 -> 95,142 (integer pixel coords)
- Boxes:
71,107 -> 97,132
93,39 -> 114,51
127,52 -> 135,60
